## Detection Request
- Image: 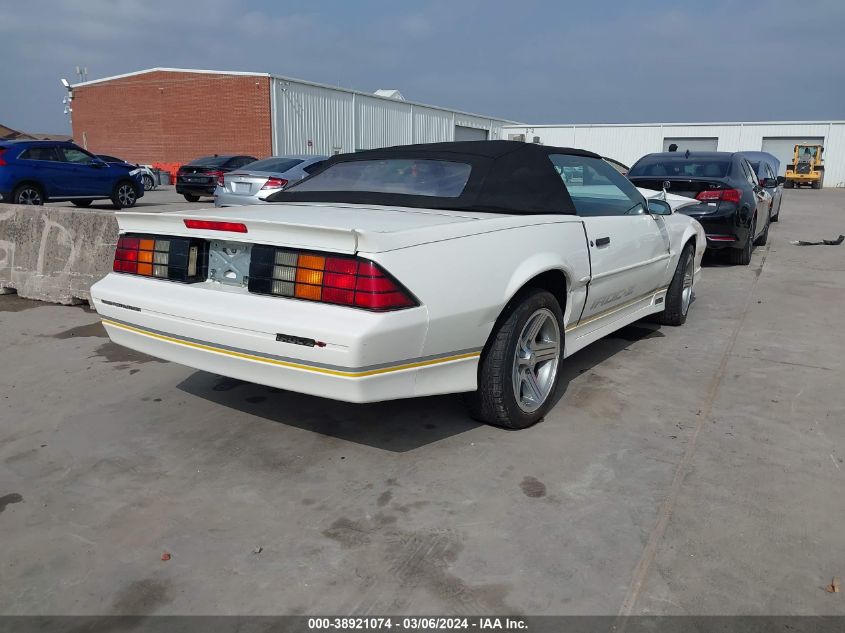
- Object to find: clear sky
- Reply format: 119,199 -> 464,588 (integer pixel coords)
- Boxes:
1,0 -> 844,133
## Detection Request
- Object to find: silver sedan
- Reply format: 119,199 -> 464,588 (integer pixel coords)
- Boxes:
214,155 -> 328,207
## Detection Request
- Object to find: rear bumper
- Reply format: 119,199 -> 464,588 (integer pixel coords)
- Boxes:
214,186 -> 265,207
90,273 -> 479,403
679,202 -> 750,250
176,180 -> 216,196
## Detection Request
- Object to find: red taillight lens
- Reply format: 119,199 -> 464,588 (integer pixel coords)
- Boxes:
695,188 -> 741,203
113,235 -> 205,281
114,236 -> 168,277
0,149 -> 7,166
184,219 -> 248,233
204,170 -> 224,186
248,247 -> 416,311
261,177 -> 288,190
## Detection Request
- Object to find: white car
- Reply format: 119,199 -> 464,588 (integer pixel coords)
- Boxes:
91,142 -> 705,429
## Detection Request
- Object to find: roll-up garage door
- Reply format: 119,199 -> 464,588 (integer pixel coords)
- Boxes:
663,137 -> 719,152
454,125 -> 488,141
761,137 -> 825,176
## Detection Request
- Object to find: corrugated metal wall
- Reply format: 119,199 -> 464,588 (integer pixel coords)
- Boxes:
502,122 -> 845,187
271,77 -> 511,156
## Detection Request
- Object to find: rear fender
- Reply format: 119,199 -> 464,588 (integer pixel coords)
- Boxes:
503,254 -> 582,329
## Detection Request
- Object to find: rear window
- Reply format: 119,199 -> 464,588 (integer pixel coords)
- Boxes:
629,158 -> 730,179
19,147 -> 59,161
189,155 -> 231,167
286,159 -> 472,197
241,157 -> 304,173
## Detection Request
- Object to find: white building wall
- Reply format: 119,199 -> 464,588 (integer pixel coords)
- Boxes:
503,121 -> 845,187
273,81 -> 355,156
272,77 -> 513,156
412,106 -> 452,144
355,95 -> 413,149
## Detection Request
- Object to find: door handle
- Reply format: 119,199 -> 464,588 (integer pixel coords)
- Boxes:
596,237 -> 611,247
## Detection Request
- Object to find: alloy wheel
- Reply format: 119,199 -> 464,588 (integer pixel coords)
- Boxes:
18,188 -> 42,205
118,184 -> 136,207
681,254 -> 694,315
512,308 -> 561,413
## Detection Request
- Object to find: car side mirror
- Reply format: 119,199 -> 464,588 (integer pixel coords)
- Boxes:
762,177 -> 778,188
647,199 -> 672,216
776,176 -> 785,185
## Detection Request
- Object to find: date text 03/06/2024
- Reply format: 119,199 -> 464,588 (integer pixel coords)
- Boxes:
307,617 -> 528,630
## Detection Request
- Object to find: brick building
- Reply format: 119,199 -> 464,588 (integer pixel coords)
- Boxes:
70,69 -> 272,165
69,68 -> 515,166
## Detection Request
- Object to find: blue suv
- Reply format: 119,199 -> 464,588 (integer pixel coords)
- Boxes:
0,140 -> 143,208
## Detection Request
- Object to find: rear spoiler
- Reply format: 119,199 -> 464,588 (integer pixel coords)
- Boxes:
115,211 -> 359,254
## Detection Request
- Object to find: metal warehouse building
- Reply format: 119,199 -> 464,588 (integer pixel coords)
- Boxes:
503,121 -> 845,187
69,68 -> 515,165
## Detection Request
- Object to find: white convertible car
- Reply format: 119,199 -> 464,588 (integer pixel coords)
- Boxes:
91,142 -> 705,429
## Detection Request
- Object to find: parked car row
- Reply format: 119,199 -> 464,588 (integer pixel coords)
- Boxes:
174,153 -> 328,204
626,150 -> 783,265
0,139 -> 326,210
1,136 -> 785,273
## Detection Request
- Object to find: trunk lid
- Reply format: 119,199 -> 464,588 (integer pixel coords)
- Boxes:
116,202 -> 580,254
628,177 -> 729,200
223,171 -> 284,196
178,164 -> 224,186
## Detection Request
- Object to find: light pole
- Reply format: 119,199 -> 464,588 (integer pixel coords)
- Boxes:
60,77 -> 73,124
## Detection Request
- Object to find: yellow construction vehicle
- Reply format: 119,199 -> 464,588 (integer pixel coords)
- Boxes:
784,144 -> 824,189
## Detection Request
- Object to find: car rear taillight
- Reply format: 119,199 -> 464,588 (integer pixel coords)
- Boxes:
206,170 -> 225,186
248,245 -> 417,311
184,219 -> 248,233
0,149 -> 7,166
261,177 -> 288,190
696,188 -> 741,203
113,235 -> 207,282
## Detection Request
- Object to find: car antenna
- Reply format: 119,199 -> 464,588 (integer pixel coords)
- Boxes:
684,149 -> 690,159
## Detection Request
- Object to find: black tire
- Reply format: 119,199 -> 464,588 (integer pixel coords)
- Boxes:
465,289 -> 564,429
658,243 -> 695,326
728,213 -> 755,265
183,193 -> 200,202
784,180 -> 794,189
811,180 -> 821,189
71,199 -> 93,208
111,180 -> 138,209
141,174 -> 155,191
13,183 -> 44,205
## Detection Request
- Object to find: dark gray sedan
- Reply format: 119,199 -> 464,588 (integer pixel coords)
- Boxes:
740,151 -> 784,222
214,155 -> 327,207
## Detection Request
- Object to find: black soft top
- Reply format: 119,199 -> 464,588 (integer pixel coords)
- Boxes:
267,141 -> 600,215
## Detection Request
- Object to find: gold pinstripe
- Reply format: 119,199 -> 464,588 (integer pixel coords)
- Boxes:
101,319 -> 480,378
565,286 -> 669,333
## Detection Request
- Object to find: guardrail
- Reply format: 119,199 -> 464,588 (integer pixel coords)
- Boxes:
0,203 -> 118,304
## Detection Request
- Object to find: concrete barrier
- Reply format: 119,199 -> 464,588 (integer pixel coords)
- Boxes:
0,204 -> 118,304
